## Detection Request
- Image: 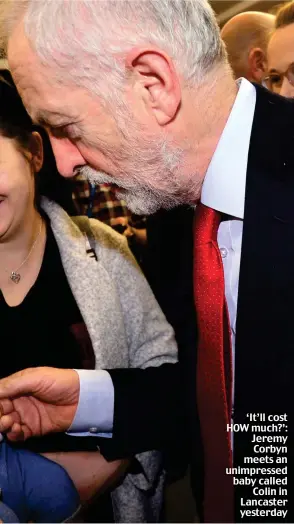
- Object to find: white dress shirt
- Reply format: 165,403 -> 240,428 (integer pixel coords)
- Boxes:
68,78 -> 256,437
201,77 -> 256,404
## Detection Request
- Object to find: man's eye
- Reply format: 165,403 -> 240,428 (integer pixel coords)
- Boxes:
49,125 -> 69,138
270,75 -> 282,85
49,124 -> 79,140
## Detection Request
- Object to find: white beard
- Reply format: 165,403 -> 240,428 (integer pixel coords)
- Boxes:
77,165 -> 182,215
76,131 -> 200,215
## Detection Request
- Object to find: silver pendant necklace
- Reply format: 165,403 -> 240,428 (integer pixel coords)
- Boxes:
4,221 -> 43,284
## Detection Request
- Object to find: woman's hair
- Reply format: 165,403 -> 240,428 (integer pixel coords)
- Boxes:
0,69 -> 76,215
0,69 -> 33,150
275,1 -> 294,29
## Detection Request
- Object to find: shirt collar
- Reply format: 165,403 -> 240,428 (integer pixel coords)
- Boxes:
201,78 -> 256,219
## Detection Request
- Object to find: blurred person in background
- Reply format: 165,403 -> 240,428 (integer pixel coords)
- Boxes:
73,176 -> 136,227
221,11 -> 275,82
266,1 -> 294,97
72,175 -> 147,266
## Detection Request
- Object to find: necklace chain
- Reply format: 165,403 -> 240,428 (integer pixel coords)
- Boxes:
3,220 -> 43,284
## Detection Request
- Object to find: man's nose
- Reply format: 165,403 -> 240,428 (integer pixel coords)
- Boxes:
280,77 -> 294,99
49,136 -> 86,178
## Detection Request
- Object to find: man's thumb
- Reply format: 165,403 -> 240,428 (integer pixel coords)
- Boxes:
0,368 -> 40,399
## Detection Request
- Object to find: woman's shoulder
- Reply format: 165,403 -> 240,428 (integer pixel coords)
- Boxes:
73,215 -> 128,252
73,215 -> 137,272
41,198 -> 132,265
72,215 -> 138,277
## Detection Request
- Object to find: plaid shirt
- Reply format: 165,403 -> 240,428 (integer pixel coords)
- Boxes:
72,175 -> 139,226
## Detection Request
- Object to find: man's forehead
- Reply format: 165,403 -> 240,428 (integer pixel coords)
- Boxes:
31,108 -> 76,126
8,22 -> 61,117
10,60 -> 38,99
9,57 -> 77,125
8,24 -> 100,127
8,20 -> 38,82
11,69 -> 61,122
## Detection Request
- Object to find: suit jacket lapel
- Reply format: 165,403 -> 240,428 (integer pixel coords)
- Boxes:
235,86 -> 294,417
231,84 -> 294,521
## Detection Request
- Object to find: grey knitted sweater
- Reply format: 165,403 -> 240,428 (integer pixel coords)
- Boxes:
42,198 -> 178,522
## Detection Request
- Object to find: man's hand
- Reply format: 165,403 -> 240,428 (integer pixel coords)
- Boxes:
0,367 -> 80,441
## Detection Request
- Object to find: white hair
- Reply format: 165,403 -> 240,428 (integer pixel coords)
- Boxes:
0,0 -> 226,102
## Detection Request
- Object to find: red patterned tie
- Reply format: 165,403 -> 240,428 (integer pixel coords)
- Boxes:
193,203 -> 234,523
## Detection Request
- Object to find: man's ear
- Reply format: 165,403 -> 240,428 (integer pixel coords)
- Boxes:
248,47 -> 267,83
29,131 -> 43,173
126,47 -> 181,125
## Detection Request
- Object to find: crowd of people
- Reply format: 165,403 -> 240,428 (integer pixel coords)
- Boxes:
0,0 -> 293,522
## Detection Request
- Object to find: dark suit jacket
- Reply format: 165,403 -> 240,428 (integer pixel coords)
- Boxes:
100,84 -> 294,522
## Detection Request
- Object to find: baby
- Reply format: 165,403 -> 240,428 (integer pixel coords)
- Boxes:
0,438 -> 80,522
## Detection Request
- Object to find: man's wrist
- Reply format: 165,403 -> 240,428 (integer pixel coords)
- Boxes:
66,369 -> 114,436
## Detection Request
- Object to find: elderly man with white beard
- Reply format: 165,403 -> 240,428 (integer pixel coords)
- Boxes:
0,1 -> 294,522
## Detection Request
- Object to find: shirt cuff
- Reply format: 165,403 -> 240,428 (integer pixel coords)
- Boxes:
66,369 -> 114,438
